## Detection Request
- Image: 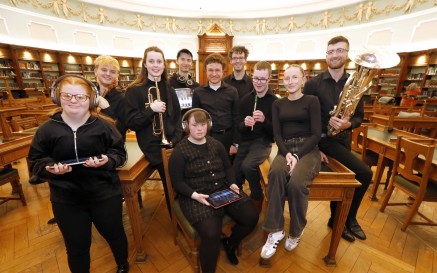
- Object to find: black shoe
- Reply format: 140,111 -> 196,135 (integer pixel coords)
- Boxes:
327,219 -> 355,242
222,237 -> 239,265
346,219 -> 367,240
29,175 -> 45,185
117,262 -> 129,273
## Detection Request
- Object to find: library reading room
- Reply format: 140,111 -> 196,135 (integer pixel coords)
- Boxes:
0,1 -> 437,273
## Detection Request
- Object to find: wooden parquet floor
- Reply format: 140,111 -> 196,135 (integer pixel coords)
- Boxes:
0,159 -> 436,273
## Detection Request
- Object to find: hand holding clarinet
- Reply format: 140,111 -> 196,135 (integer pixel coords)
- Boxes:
244,96 -> 265,131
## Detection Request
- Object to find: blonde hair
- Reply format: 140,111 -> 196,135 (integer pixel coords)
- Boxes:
406,83 -> 418,90
94,55 -> 120,73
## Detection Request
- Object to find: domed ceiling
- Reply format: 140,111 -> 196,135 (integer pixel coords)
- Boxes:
80,0 -> 364,19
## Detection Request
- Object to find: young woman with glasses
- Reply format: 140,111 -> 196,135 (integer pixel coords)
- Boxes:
28,75 -> 130,273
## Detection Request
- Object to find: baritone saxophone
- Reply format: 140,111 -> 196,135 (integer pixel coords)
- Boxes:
328,47 -> 400,136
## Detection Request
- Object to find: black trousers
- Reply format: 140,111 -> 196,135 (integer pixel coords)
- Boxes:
193,200 -> 259,273
52,195 -> 128,273
319,135 -> 373,222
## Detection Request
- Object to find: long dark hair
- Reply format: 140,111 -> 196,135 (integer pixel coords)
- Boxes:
129,46 -> 168,87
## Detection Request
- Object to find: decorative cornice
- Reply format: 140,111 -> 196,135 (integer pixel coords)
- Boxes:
3,0 -> 436,35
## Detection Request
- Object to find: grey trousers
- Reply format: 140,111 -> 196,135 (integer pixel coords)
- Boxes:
262,146 -> 320,237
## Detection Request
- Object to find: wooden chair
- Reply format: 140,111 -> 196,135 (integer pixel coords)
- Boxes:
380,137 -> 437,231
161,148 -> 241,273
351,125 -> 393,199
0,167 -> 26,206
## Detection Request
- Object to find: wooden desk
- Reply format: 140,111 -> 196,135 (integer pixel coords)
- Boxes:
0,107 -> 27,140
369,114 -> 437,138
260,149 -> 361,266
365,124 -> 437,200
310,159 -> 361,266
118,139 -> 154,263
0,134 -> 32,166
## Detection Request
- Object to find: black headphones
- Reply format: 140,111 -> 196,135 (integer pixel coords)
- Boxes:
182,108 -> 213,132
176,72 -> 194,86
51,74 -> 100,109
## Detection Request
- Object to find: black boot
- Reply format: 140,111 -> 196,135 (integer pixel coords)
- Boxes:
117,262 -> 129,273
222,237 -> 239,265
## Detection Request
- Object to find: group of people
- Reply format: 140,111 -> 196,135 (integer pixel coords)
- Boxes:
27,35 -> 373,273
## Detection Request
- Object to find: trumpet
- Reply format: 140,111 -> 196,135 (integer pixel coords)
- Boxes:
147,77 -> 170,145
328,47 -> 400,136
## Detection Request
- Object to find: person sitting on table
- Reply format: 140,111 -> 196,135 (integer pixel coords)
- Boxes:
27,75 -> 129,273
261,65 -> 321,259
303,35 -> 373,242
169,108 -> 258,272
124,46 -> 183,216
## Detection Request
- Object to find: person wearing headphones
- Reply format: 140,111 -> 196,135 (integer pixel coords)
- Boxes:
169,108 -> 258,272
124,46 -> 183,216
28,75 -> 129,273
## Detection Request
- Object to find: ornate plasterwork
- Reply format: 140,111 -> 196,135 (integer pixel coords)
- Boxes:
3,0 -> 436,35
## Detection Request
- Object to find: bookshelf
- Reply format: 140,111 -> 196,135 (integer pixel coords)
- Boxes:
15,48 -> 45,94
81,55 -> 96,82
118,57 -> 136,88
0,45 -> 19,91
40,51 -> 60,92
0,43 -> 435,101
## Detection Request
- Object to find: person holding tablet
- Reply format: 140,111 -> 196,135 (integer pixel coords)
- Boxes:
28,75 -> 129,273
169,108 -> 258,272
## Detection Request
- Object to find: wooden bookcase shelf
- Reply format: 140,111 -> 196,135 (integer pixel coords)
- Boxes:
0,43 -> 435,101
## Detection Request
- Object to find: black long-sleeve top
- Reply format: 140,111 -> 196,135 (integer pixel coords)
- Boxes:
238,88 -> 277,143
124,79 -> 182,165
192,82 -> 240,144
223,72 -> 253,100
28,112 -> 126,204
97,85 -> 127,138
272,95 -> 321,159
303,70 -> 364,134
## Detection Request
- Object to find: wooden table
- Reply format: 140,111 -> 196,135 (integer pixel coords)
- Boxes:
0,134 -> 33,166
0,107 -> 27,141
259,147 -> 361,266
369,114 -> 437,138
117,139 -> 154,263
365,124 -> 437,200
310,158 -> 361,266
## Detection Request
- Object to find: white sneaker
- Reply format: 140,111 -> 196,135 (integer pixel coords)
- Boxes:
260,230 -> 285,259
285,229 -> 304,251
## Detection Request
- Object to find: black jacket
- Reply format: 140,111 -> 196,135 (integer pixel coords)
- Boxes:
97,85 -> 127,139
124,79 -> 182,165
28,112 -> 126,204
